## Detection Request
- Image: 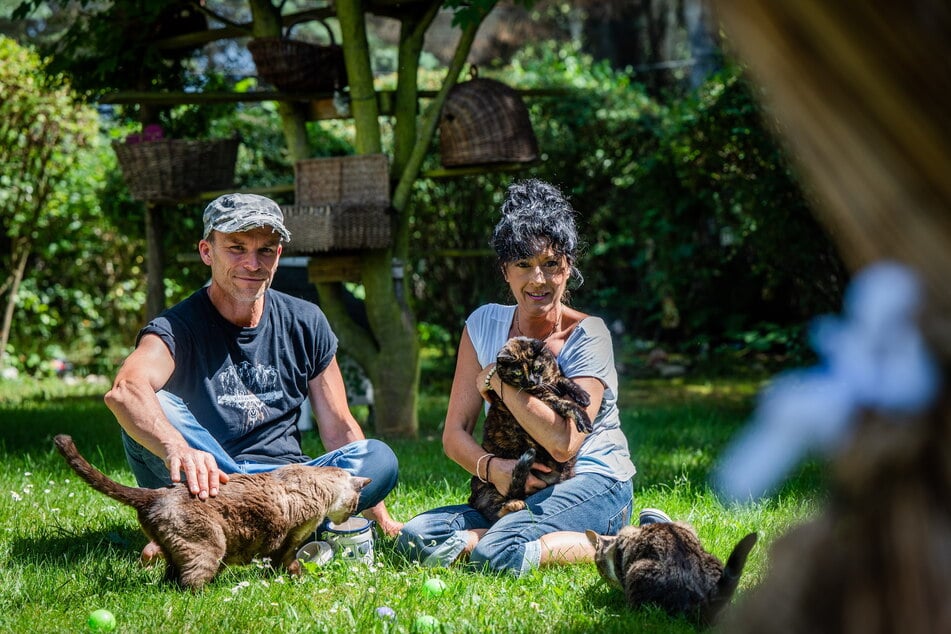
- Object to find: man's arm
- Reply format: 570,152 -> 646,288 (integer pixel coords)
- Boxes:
104,334 -> 228,499
308,356 -> 365,450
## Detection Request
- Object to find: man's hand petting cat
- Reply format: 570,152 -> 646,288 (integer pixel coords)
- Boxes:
166,447 -> 229,500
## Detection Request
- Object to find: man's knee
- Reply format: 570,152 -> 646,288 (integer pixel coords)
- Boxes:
364,439 -> 398,484
353,439 -> 398,509
120,430 -> 172,489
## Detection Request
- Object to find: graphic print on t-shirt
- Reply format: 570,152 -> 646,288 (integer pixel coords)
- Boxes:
216,361 -> 282,430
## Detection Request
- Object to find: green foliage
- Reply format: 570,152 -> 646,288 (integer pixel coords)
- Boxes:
0,374 -> 822,633
1,13 -> 848,373
0,37 -> 138,374
614,69 -> 847,345
444,0 -> 532,28
14,0 -> 206,95
408,42 -> 846,359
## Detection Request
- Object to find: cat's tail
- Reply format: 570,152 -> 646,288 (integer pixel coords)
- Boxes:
54,434 -> 158,510
496,448 -> 536,517
699,532 -> 759,627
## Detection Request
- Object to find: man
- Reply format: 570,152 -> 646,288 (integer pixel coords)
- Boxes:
105,193 -> 401,562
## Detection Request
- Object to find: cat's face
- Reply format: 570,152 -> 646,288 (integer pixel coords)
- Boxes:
496,336 -> 558,388
324,471 -> 370,524
586,529 -> 623,588
277,465 -> 369,525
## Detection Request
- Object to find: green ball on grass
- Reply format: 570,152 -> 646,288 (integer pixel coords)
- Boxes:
414,614 -> 440,631
421,577 -> 447,597
87,609 -> 116,632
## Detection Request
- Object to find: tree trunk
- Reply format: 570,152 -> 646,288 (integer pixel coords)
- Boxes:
0,240 -> 30,371
144,203 -> 166,320
336,0 -> 382,155
317,0 -> 419,437
253,0 -> 490,437
685,0 -> 720,89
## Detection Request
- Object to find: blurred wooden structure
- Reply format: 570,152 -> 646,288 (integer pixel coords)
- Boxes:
714,1 -> 951,632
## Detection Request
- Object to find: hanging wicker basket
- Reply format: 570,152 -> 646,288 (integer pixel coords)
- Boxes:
282,154 -> 391,253
439,71 -> 539,167
248,18 -> 347,93
112,137 -> 240,203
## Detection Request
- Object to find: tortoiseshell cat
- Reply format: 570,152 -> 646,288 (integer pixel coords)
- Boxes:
469,336 -> 593,521
54,434 -> 368,589
587,522 -> 758,627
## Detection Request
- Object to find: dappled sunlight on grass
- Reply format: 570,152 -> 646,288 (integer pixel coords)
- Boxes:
621,375 -> 768,411
0,374 -> 827,633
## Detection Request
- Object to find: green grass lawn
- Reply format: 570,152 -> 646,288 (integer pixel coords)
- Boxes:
0,374 -> 824,633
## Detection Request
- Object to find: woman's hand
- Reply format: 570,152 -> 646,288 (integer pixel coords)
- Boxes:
476,363 -> 497,401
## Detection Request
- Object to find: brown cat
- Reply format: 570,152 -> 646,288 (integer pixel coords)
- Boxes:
468,336 -> 593,521
54,434 -> 368,589
587,523 -> 758,627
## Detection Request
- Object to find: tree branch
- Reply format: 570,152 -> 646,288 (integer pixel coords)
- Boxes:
391,6 -> 491,210
192,1 -> 246,31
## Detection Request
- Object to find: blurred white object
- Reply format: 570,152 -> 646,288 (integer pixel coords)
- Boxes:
296,540 -> 334,566
714,261 -> 940,501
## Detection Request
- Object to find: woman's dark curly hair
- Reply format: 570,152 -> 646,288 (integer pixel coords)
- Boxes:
491,179 -> 584,285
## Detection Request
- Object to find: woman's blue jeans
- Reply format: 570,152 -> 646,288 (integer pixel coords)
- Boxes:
120,390 -> 398,513
395,472 -> 632,576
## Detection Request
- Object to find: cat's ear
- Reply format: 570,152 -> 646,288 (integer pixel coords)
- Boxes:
351,477 -> 371,493
585,529 -> 601,547
531,338 -> 547,354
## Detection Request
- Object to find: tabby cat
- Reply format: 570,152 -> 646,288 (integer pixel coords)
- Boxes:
468,336 -> 593,521
586,522 -> 758,626
54,434 -> 368,589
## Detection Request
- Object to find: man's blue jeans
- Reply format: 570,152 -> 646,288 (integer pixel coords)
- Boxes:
120,390 -> 398,512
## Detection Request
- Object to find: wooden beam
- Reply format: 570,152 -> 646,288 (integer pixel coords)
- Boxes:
151,8 -> 336,50
99,88 -> 569,104
307,253 -> 363,282
420,160 -> 540,179
198,183 -> 294,200
99,88 -> 572,121
153,2 -> 437,50
153,183 -> 295,207
100,91 -> 301,106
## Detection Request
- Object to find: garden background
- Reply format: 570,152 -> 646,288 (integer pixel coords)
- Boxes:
2,1 -> 846,631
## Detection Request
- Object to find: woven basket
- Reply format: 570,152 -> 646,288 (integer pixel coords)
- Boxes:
280,205 -> 335,252
112,137 -> 240,203
295,153 -> 390,205
439,76 -> 539,167
248,19 -> 347,93
283,154 -> 391,253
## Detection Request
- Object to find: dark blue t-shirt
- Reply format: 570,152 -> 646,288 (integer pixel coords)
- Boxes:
138,288 -> 337,464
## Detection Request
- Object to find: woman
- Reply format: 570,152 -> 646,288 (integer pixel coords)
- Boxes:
397,179 -> 639,575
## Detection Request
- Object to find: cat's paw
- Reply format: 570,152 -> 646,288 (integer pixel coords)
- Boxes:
574,410 -> 594,433
573,390 -> 591,408
499,500 -> 526,517
559,379 -> 591,407
286,558 -> 302,576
